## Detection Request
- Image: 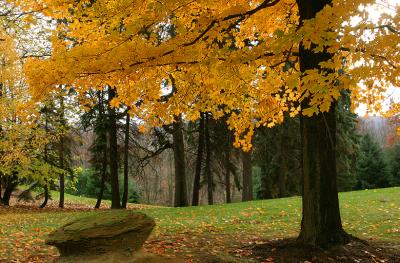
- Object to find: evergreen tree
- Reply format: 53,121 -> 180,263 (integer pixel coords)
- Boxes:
389,143 -> 400,186
356,133 -> 391,189
335,91 -> 360,191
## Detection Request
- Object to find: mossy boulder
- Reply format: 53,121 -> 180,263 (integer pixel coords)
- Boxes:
46,211 -> 155,257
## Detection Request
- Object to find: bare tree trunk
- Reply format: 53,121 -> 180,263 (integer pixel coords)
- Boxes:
242,150 -> 253,201
95,91 -> 107,209
41,106 -> 50,209
40,185 -> 49,208
107,87 -> 121,209
225,135 -> 231,203
173,116 -> 188,207
297,0 -> 349,247
58,94 -> 65,208
0,175 -> 17,206
192,113 -> 205,206
122,111 -> 130,208
205,114 -> 213,205
0,174 -> 2,201
278,128 -> 287,198
95,171 -> 106,209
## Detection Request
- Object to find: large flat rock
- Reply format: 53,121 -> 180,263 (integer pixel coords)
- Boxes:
46,211 -> 155,256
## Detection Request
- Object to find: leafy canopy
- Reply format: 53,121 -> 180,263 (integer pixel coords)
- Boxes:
17,0 -> 400,149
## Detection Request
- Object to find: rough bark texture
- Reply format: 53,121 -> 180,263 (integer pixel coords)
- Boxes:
205,114 -> 213,205
122,112 -> 130,209
108,88 -> 121,209
297,0 -> 349,247
242,150 -> 253,201
192,113 -> 205,206
172,116 -> 188,207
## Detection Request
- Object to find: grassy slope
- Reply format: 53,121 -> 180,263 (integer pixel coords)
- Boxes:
0,187 -> 399,261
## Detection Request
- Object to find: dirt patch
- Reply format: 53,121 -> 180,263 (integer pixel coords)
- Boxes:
250,238 -> 400,262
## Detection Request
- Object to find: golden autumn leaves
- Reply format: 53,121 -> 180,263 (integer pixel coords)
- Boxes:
15,0 -> 400,149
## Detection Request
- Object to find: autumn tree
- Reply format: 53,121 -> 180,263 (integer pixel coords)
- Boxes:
20,0 -> 400,247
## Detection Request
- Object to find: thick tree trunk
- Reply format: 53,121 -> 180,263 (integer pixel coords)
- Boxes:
172,116 -> 188,207
192,113 -> 205,206
107,88 -> 121,209
242,150 -> 253,201
205,114 -> 213,205
122,112 -> 130,209
297,0 -> 349,247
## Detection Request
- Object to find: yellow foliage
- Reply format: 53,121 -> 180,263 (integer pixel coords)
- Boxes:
16,0 -> 400,148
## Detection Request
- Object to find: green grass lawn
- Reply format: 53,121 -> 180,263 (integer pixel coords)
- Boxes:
0,187 -> 399,262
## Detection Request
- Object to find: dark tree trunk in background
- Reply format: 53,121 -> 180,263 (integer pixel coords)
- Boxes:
192,113 -> 205,206
259,164 -> 273,199
278,128 -> 287,198
205,114 -> 213,205
58,168 -> 65,208
58,94 -> 65,208
1,175 -> 17,206
224,135 -> 231,203
94,90 -> 107,209
41,106 -> 50,209
173,115 -> 188,207
242,150 -> 253,201
40,185 -> 49,208
122,111 -> 130,209
107,87 -> 121,209
0,174 -> 2,201
297,0 -> 349,247
95,151 -> 107,209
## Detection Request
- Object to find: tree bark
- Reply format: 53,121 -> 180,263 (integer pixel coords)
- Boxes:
172,116 -> 188,207
95,91 -> 108,209
40,185 -> 49,208
58,94 -> 65,208
224,135 -> 231,203
95,170 -> 106,209
41,106 -> 50,209
278,128 -> 287,198
0,175 -> 17,206
122,111 -> 130,208
205,114 -> 213,205
259,164 -> 272,199
242,150 -> 253,201
107,87 -> 121,209
192,113 -> 205,206
0,174 -> 2,201
297,0 -> 349,247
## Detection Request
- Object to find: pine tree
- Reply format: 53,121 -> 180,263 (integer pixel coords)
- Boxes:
356,133 -> 391,189
335,91 -> 360,191
389,143 -> 400,186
